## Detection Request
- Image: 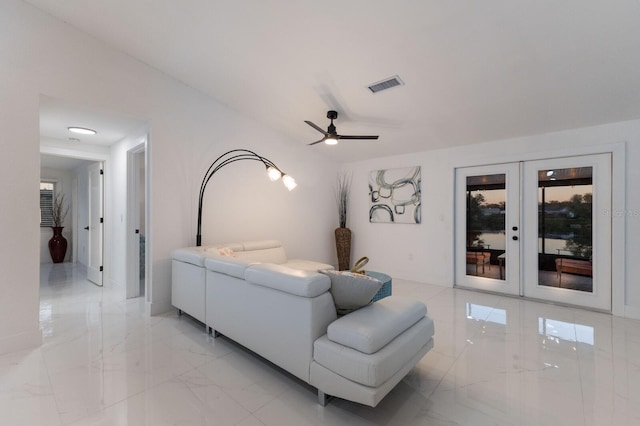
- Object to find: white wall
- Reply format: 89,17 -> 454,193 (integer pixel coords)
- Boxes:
39,167 -> 73,263
345,119 -> 639,318
0,0 -> 337,353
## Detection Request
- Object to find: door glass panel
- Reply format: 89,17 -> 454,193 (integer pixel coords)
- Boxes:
538,167 -> 593,292
466,174 -> 506,279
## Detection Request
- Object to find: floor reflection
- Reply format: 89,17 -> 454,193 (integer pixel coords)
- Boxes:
0,263 -> 636,425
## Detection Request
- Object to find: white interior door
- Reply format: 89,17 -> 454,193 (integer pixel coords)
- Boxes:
522,154 -> 611,311
87,162 -> 104,286
455,162 -> 521,295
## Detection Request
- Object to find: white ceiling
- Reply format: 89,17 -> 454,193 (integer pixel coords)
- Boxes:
40,95 -> 146,146
40,153 -> 91,171
27,0 -> 640,162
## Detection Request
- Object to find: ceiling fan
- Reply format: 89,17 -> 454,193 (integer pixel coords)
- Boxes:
305,110 -> 379,146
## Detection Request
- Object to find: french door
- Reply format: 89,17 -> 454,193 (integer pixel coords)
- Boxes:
522,155 -> 611,310
455,154 -> 612,311
455,162 -> 521,295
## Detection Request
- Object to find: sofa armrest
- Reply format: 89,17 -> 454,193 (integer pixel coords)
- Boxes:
245,264 -> 331,297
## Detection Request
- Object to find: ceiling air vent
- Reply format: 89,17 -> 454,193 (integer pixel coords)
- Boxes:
367,75 -> 404,93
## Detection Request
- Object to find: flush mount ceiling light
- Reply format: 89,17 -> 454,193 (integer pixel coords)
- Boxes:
68,127 -> 97,135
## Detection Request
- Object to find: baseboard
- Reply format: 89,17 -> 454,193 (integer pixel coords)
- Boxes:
150,298 -> 173,316
624,305 -> 640,320
0,328 -> 42,355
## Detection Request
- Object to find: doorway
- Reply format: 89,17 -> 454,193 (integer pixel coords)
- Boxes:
126,142 -> 147,299
455,153 -> 612,311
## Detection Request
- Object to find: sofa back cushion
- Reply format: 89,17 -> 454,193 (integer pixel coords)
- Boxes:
207,240 -> 287,264
204,257 -> 256,279
235,246 -> 287,264
175,240 -> 288,267
245,264 -> 331,297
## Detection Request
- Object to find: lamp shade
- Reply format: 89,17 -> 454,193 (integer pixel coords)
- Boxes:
267,166 -> 282,181
282,175 -> 297,191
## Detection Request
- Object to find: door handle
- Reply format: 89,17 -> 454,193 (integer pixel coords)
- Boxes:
84,226 -> 89,230
512,236 -> 518,241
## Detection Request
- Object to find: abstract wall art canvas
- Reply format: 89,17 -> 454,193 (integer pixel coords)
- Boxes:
369,166 -> 421,224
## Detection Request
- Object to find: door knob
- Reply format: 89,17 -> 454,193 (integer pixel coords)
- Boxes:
84,226 -> 89,230
512,236 -> 518,241
512,226 -> 518,231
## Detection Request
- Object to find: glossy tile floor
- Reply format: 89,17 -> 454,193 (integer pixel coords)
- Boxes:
2,263 -> 639,425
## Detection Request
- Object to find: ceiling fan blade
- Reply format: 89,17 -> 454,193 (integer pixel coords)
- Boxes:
307,138 -> 326,146
304,121 -> 328,135
339,135 -> 379,140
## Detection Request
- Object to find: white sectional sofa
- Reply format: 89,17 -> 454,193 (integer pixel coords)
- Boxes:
171,240 -> 434,407
171,240 -> 332,326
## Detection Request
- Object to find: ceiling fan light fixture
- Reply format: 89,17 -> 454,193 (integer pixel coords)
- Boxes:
305,110 -> 379,146
68,126 -> 97,135
324,137 -> 338,145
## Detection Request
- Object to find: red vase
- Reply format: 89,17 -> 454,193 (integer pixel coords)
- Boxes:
49,227 -> 68,263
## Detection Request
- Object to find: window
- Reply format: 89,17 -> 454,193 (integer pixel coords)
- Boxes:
40,182 -> 55,227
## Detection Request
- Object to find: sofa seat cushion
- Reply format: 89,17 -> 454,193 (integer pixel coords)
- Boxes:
327,297 -> 427,354
245,264 -> 330,298
204,257 -> 256,279
314,316 -> 434,387
284,259 -> 334,272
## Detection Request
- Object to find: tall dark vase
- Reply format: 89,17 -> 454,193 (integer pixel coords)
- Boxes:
335,227 -> 352,271
49,226 -> 68,263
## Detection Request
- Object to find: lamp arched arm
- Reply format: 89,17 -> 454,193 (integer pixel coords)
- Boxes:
200,155 -> 280,200
196,149 -> 290,246
198,149 -> 278,199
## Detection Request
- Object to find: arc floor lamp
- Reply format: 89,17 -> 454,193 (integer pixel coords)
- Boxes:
196,149 -> 296,246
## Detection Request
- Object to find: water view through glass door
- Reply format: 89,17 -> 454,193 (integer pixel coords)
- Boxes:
537,166 -> 593,292
466,174 -> 506,280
